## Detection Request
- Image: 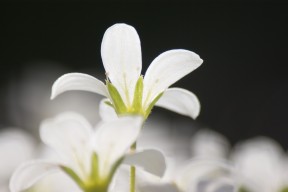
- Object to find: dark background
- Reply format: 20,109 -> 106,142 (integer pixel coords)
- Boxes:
1,2 -> 288,147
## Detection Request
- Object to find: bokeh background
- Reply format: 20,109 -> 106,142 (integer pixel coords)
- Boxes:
1,2 -> 288,147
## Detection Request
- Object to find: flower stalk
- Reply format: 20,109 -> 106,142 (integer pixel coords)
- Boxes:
130,142 -> 137,192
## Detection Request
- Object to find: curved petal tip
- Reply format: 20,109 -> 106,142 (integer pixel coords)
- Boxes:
155,88 -> 201,119
51,73 -> 108,100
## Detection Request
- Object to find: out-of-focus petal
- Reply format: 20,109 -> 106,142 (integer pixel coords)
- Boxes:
0,129 -> 36,181
110,166 -> 161,192
51,73 -> 108,100
40,112 -> 93,179
175,159 -> 237,192
139,182 -> 179,192
9,160 -> 60,192
192,177 -> 235,192
124,149 -> 166,177
109,167 -> 131,192
190,129 -> 230,159
0,185 -> 9,192
94,116 -> 143,178
231,137 -> 286,192
99,98 -> 118,121
31,171 -> 81,192
143,49 -> 203,107
155,88 -> 200,119
101,23 -> 142,106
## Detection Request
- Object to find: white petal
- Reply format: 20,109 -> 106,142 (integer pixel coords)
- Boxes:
109,167 -> 131,192
175,159 -> 237,192
99,98 -> 118,121
190,129 -> 230,159
94,116 -> 143,178
9,160 -> 60,192
0,185 -> 9,192
0,129 -> 36,181
124,149 -> 166,177
231,137 -> 285,192
32,171 -> 82,192
192,177 -> 236,192
110,166 -> 161,192
139,182 -> 179,192
155,88 -> 200,119
143,49 -> 203,107
51,73 -> 108,100
101,23 -> 142,106
40,112 -> 93,180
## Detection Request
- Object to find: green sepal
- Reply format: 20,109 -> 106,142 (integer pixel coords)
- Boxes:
24,187 -> 37,192
106,81 -> 127,114
238,186 -> 250,192
107,157 -> 124,184
104,100 -> 114,108
280,187 -> 288,192
84,153 -> 109,192
61,165 -> 85,190
90,152 -> 99,180
84,158 -> 121,192
132,76 -> 144,111
131,142 -> 137,150
144,92 -> 163,119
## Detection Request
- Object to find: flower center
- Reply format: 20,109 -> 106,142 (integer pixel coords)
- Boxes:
61,153 -> 122,192
106,76 -> 163,119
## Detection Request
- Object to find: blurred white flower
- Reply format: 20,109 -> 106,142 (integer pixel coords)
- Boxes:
24,146 -> 82,192
51,23 -> 203,119
231,137 -> 288,192
111,129 -> 237,192
190,129 -> 230,160
10,112 -> 165,192
0,128 -> 36,192
108,165 -> 162,192
6,64 -> 102,134
139,159 -> 237,192
189,130 -> 288,192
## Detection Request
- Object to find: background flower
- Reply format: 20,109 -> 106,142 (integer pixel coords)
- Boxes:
10,112 -> 166,192
231,137 -> 288,192
0,128 -> 37,192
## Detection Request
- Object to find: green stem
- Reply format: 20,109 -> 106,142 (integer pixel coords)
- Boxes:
130,142 -> 137,192
130,166 -> 136,192
84,187 -> 107,192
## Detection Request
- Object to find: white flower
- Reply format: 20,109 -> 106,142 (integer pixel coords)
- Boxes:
231,137 -> 288,192
190,129 -> 230,160
189,131 -> 288,192
51,23 -> 203,119
131,128 -> 238,192
9,112 -> 166,192
0,128 -> 36,192
126,159 -> 237,192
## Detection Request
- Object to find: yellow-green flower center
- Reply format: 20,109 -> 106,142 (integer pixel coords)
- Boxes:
106,76 -> 163,119
61,153 -> 123,192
